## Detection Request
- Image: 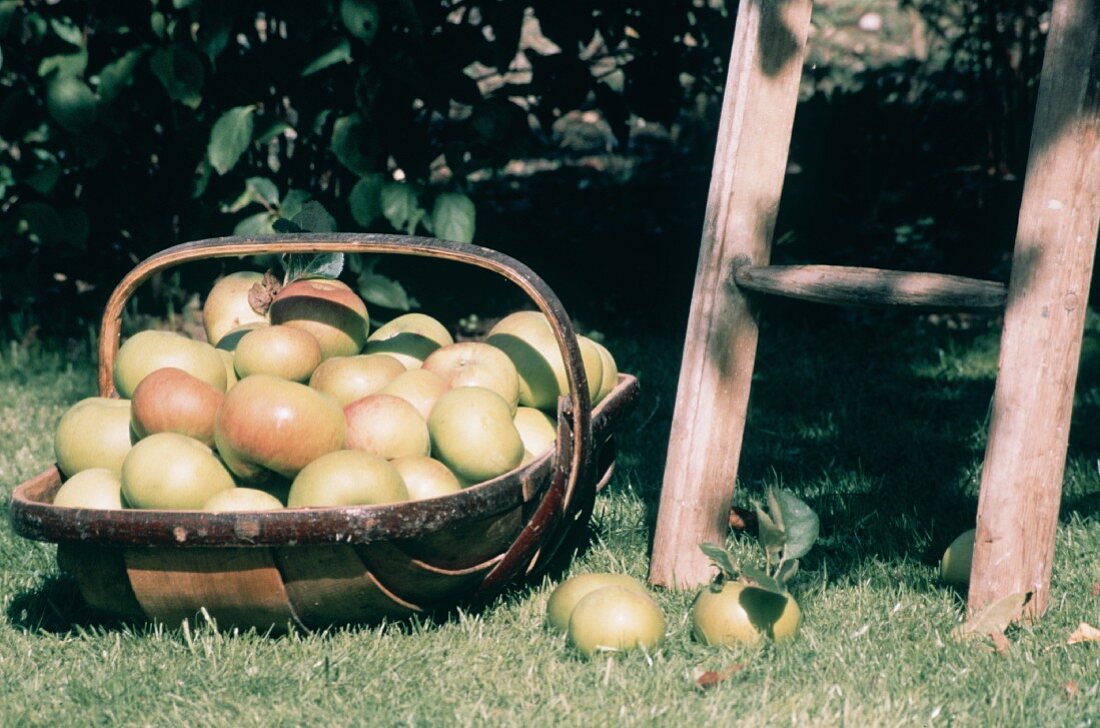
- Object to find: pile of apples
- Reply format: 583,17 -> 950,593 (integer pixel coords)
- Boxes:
52,271 -> 619,512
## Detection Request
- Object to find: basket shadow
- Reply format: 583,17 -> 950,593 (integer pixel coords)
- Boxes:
6,573 -> 140,635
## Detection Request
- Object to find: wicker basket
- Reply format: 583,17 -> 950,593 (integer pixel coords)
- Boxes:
9,234 -> 639,630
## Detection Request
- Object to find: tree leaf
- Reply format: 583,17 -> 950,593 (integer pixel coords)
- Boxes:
49,17 -> 84,47
301,34 -> 351,76
775,559 -> 799,587
951,591 -> 1032,642
192,158 -> 211,199
282,253 -> 345,281
381,182 -> 424,234
272,218 -> 302,234
739,564 -> 785,594
279,189 -> 311,219
197,3 -> 235,62
223,177 -> 279,213
430,192 -> 476,243
233,211 -> 275,236
349,174 -> 384,227
291,200 -> 337,233
38,51 -> 88,79
358,271 -> 412,311
46,76 -> 97,131
254,119 -> 293,144
207,105 -> 256,175
97,47 -> 145,100
25,164 -> 61,195
698,542 -> 738,581
149,45 -> 204,109
331,113 -> 379,176
340,0 -> 380,44
754,503 -> 786,566
772,489 -> 820,562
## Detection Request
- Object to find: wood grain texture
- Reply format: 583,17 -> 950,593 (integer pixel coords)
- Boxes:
969,0 -> 1100,618
734,265 -> 1006,310
649,0 -> 814,589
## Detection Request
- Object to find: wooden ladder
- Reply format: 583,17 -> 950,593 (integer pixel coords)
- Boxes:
648,0 -> 1100,620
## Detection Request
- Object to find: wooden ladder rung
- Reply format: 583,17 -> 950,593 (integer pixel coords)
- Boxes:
733,264 -> 1007,311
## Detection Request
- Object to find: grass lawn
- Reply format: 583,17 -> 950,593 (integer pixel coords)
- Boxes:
2,308 -> 1099,726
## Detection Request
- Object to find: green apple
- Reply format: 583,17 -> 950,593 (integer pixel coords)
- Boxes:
344,393 -> 430,460
379,368 -> 451,420
422,342 -> 520,413
691,582 -> 801,645
114,330 -> 227,398
486,311 -> 603,410
269,278 -> 369,359
217,349 -> 238,389
587,338 -> 619,404
233,324 -> 323,382
287,450 -> 408,507
940,529 -> 976,586
390,456 -> 462,500
202,487 -> 284,512
545,573 -> 651,634
214,322 -> 267,351
514,406 -> 557,460
364,313 -> 453,369
121,432 -> 236,509
214,374 -> 346,481
54,397 -> 135,477
567,586 -> 666,658
131,367 -> 224,446
202,271 -> 269,346
53,468 -> 124,509
427,386 -> 524,484
309,354 -> 405,406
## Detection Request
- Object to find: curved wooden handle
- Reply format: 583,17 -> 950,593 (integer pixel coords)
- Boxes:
98,233 -> 594,556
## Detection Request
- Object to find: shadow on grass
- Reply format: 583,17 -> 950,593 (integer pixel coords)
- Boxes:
6,574 -> 139,635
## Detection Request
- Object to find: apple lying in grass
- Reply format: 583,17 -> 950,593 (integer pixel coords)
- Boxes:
233,324 -> 323,382
428,386 -> 524,484
214,374 -> 345,481
131,367 -> 224,447
309,354 -> 405,406
345,393 -> 431,460
54,397 -> 135,476
120,432 -> 236,509
364,313 -> 453,369
202,487 -> 284,512
940,529 -> 975,586
287,450 -> 408,507
379,368 -> 451,420
269,278 -> 369,359
53,468 -> 124,509
114,330 -> 227,398
202,271 -> 269,347
568,586 -> 666,658
390,456 -> 462,500
690,581 -> 802,646
423,342 -> 520,413
545,573 -> 651,634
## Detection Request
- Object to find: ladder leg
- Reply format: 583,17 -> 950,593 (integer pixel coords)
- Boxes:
648,0 -> 813,589
970,0 -> 1100,618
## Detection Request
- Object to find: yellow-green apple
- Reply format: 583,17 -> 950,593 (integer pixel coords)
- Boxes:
53,468 -> 124,509
202,487 -> 284,511
287,450 -> 408,507
427,386 -> 524,484
120,432 -> 236,509
269,278 -> 369,359
363,313 -> 453,369
214,322 -> 267,351
691,582 -> 801,645
114,330 -> 227,397
233,324 -> 322,382
217,349 -> 238,389
202,271 -> 269,346
587,338 -> 619,405
54,397 -> 134,476
940,529 -> 976,585
344,393 -> 430,460
379,368 -> 451,420
422,342 -> 520,413
568,586 -> 666,657
390,456 -> 462,500
131,367 -> 224,446
546,573 -> 651,634
513,406 -> 557,461
486,311 -> 603,410
214,374 -> 345,481
309,354 -> 405,406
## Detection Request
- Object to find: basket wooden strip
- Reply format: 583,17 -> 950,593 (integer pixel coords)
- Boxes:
56,544 -> 144,619
355,542 -> 501,608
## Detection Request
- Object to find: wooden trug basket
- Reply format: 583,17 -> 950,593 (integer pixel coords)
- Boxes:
9,234 -> 639,631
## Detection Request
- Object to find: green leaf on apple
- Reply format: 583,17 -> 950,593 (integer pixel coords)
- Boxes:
754,502 -> 786,568
771,488 -> 819,562
739,563 -> 786,595
699,542 -> 738,583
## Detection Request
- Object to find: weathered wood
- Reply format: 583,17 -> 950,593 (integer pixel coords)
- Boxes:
969,0 -> 1100,619
649,0 -> 814,589
734,264 -> 1007,310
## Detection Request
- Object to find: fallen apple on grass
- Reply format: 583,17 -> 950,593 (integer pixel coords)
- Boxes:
567,586 -> 666,658
545,573 -> 652,634
940,528 -> 975,586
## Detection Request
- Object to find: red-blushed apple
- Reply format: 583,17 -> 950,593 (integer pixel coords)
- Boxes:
114,330 -> 227,397
214,374 -> 346,481
120,432 -> 236,509
486,311 -> 603,410
344,393 -> 430,460
364,313 -> 453,369
54,397 -> 134,477
390,455 -> 462,500
379,368 -> 451,420
309,354 -> 405,406
422,342 -> 520,413
269,278 -> 369,359
287,450 -> 408,507
53,468 -> 124,510
233,324 -> 323,382
587,337 -> 619,405
131,367 -> 224,446
513,406 -> 557,460
202,487 -> 284,511
202,271 -> 269,346
427,386 -> 525,484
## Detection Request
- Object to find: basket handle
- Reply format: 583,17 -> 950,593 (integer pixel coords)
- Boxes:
98,233 -> 594,541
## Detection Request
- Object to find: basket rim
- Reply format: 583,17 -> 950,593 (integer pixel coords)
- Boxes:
10,374 -> 638,548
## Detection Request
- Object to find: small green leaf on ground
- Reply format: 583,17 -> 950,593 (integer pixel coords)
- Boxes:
208,105 -> 256,175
